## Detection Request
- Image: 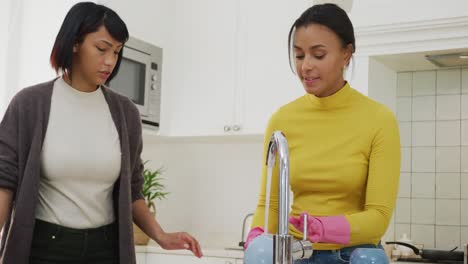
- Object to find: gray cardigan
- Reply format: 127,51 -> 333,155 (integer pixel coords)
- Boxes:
0,79 -> 145,263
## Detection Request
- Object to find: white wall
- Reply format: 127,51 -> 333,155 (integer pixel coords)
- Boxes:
0,0 -> 12,115
349,0 -> 468,28
141,136 -> 264,248
0,0 -> 82,116
368,58 -> 398,113
347,55 -> 370,95
15,0 -> 77,90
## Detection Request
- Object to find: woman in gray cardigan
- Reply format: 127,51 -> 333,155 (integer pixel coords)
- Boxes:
0,2 -> 202,263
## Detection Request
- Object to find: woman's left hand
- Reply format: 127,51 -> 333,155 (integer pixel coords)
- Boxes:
156,231 -> 203,258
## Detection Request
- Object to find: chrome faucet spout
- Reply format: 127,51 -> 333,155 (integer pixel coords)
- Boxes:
266,131 -> 292,264
266,131 -> 312,264
266,131 -> 290,237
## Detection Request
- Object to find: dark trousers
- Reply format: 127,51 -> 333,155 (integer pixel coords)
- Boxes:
294,243 -> 384,264
29,219 -> 119,264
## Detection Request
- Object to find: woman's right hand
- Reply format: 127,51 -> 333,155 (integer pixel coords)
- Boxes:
156,231 -> 203,258
244,227 -> 264,249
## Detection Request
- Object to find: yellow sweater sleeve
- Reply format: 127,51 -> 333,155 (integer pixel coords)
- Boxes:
346,107 -> 401,245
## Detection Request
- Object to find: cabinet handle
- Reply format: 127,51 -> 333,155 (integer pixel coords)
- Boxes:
225,261 -> 233,264
232,125 -> 241,132
224,125 -> 231,132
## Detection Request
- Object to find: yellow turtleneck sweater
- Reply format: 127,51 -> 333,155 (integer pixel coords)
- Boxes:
251,82 -> 401,250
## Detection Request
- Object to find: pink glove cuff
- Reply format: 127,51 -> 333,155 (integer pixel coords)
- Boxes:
289,212 -> 350,245
314,215 -> 350,244
244,227 -> 264,249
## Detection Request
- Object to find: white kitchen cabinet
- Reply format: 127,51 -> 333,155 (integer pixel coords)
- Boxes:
236,0 -> 310,135
145,253 -> 240,264
165,0 -> 312,136
165,0 -> 239,136
136,252 -> 146,264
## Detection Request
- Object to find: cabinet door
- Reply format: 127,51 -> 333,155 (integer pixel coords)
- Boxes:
165,0 -> 238,136
136,252 -> 146,264
237,1 -> 311,134
145,253 -> 238,264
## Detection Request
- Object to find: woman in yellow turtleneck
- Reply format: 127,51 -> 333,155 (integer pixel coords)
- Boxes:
245,3 -> 400,264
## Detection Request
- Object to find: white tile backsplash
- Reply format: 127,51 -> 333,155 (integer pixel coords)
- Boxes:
399,122 -> 412,147
395,224 -> 411,242
396,198 -> 411,223
462,173 -> 468,199
397,97 -> 412,121
411,199 -> 435,224
435,226 -> 461,249
436,147 -> 460,172
462,227 -> 468,247
412,121 -> 435,146
461,200 -> 468,226
437,69 -> 461,95
436,95 -> 461,120
412,147 -> 435,172
411,224 -> 435,248
462,68 -> 468,94
462,94 -> 468,119
412,173 -> 435,198
401,147 -> 412,172
396,69 -> 468,250
462,147 -> 468,173
413,96 -> 436,121
436,173 -> 460,199
399,172 -> 411,198
436,199 -> 460,226
397,72 -> 412,97
462,120 -> 468,146
436,121 -> 460,146
413,71 -> 435,96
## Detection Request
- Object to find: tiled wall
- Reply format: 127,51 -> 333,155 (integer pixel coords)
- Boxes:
384,68 -> 468,249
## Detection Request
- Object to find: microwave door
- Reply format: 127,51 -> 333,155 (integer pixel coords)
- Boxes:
109,47 -> 151,116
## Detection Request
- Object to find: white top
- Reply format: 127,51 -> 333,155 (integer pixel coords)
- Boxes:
36,77 -> 121,229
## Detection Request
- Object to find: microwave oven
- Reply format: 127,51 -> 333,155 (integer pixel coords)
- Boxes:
108,36 -> 162,130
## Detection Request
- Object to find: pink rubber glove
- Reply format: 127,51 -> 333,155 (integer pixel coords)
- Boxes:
289,212 -> 350,244
243,227 -> 264,249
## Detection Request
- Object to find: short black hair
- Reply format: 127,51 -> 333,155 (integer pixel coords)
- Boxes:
288,3 -> 356,72
50,2 -> 129,82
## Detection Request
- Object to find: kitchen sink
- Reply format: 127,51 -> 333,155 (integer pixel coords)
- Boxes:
224,247 -> 244,251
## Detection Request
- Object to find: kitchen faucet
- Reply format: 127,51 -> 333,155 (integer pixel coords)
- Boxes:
266,131 -> 312,264
239,213 -> 254,247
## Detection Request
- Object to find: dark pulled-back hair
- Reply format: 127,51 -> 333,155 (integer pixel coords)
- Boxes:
288,3 -> 356,72
50,2 -> 129,82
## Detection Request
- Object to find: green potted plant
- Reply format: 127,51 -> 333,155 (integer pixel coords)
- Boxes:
134,162 -> 169,245
142,163 -> 169,213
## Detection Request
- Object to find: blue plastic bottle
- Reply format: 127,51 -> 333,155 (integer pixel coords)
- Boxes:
349,248 -> 389,264
243,234 -> 274,264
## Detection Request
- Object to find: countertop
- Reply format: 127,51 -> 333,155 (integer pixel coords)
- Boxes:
136,245 -> 445,263
135,244 -> 244,259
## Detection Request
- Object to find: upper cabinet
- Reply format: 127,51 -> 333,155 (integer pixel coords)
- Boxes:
236,0 -> 310,135
162,0 -> 238,137
161,0 -> 310,137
